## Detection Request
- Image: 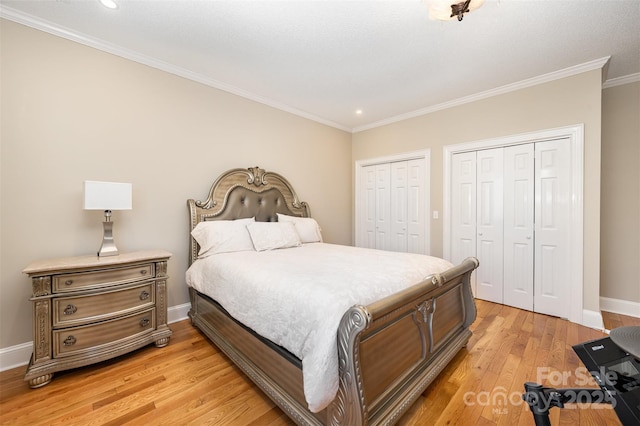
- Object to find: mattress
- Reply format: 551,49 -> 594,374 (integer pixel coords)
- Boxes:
185,242 -> 453,412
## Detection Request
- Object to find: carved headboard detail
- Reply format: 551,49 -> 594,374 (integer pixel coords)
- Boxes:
187,167 -> 311,265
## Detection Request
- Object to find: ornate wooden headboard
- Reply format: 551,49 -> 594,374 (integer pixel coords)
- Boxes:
187,166 -> 311,265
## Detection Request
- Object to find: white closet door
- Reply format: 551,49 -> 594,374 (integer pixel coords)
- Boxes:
375,163 -> 391,250
407,159 -> 426,254
357,155 -> 429,254
534,139 -> 571,317
451,152 -> 477,266
390,161 -> 408,252
360,165 -> 377,249
503,144 -> 535,311
476,148 -> 504,303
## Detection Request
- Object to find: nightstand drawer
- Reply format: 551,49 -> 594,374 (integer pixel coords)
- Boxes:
53,308 -> 156,357
53,264 -> 154,292
53,282 -> 155,328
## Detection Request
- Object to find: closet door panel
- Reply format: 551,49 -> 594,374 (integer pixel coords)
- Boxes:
451,152 -> 477,266
375,163 -> 392,251
534,139 -> 571,317
360,165 -> 377,249
503,144 -> 534,311
390,162 -> 408,252
475,148 -> 504,303
407,159 -> 426,254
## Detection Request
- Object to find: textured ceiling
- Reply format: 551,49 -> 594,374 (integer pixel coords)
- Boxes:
2,0 -> 639,131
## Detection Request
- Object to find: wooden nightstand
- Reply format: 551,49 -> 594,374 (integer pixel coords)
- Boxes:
22,249 -> 172,388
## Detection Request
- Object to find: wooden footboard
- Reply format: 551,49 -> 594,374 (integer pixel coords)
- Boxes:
189,257 -> 478,426
330,257 -> 478,425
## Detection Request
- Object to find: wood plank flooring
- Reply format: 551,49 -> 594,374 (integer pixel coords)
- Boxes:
1,301 -> 638,425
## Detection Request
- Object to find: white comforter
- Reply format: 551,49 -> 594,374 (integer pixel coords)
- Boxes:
185,243 -> 453,413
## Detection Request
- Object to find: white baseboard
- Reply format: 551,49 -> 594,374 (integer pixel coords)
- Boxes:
168,302 -> 192,324
581,309 -> 605,331
579,298 -> 640,332
600,296 -> 640,318
0,342 -> 32,373
0,302 -> 193,373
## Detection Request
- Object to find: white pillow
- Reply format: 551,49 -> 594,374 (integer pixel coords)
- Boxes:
246,222 -> 301,251
191,217 -> 255,258
277,213 -> 323,243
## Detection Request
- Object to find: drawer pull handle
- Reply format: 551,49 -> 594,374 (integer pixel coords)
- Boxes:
63,304 -> 77,315
139,318 -> 150,327
139,291 -> 150,300
63,335 -> 76,346
65,279 -> 73,286
140,270 -> 148,275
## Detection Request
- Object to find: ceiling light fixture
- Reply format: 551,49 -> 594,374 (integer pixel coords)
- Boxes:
99,0 -> 118,10
426,0 -> 485,21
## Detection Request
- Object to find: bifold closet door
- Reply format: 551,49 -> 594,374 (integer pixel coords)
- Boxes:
361,165 -> 377,249
359,163 -> 391,248
503,144 -> 535,311
533,139 -> 571,318
374,163 -> 391,250
450,139 -> 571,317
406,159 -> 426,254
391,160 -> 426,254
451,149 -> 505,302
475,148 -> 504,303
360,163 -> 392,250
359,160 -> 427,254
391,161 -> 409,252
363,163 -> 392,250
451,152 -> 477,266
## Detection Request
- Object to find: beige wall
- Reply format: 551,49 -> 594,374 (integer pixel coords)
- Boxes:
601,82 -> 640,303
0,20 -> 352,349
352,71 -> 604,313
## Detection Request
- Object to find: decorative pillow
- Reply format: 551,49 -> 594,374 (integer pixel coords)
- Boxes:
277,213 -> 323,243
191,217 -> 255,258
246,222 -> 302,251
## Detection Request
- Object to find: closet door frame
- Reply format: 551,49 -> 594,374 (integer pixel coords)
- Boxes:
443,124 -> 584,325
355,149 -> 431,255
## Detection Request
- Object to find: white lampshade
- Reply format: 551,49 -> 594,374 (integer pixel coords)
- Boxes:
83,181 -> 132,211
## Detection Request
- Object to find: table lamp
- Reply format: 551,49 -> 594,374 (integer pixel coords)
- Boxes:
83,180 -> 132,257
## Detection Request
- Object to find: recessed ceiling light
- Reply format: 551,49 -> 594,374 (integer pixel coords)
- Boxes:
99,0 -> 118,9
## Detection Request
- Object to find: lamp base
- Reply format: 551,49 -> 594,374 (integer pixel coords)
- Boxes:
98,220 -> 119,257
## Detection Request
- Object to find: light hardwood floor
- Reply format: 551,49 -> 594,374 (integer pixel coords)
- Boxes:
1,301 -> 638,425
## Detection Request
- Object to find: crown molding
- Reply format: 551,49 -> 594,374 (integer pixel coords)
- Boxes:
603,72 -> 640,89
353,57 -> 611,133
0,7 -> 351,133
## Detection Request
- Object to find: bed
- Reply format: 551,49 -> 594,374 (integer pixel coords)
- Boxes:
186,166 -> 479,425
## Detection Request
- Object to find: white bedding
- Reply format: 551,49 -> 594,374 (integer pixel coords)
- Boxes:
185,243 -> 453,413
